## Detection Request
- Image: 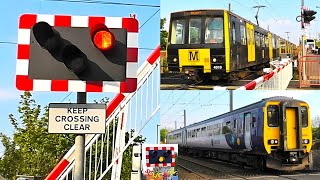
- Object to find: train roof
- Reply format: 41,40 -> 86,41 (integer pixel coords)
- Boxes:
167,96 -> 305,134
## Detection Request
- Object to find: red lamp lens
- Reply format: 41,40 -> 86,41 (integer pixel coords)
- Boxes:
93,30 -> 114,50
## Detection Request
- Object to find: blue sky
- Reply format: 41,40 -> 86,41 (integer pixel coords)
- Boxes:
0,0 -> 160,156
161,0 -> 320,44
160,90 -> 320,130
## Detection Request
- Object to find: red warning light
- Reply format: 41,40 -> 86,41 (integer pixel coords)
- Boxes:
93,30 -> 114,50
91,24 -> 114,51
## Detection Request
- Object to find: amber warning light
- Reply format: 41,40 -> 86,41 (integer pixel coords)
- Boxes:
91,24 -> 115,51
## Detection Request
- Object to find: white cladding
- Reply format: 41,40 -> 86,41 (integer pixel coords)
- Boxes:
48,103 -> 106,134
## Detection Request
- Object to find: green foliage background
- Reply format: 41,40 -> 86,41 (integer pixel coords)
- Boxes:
0,92 -> 145,180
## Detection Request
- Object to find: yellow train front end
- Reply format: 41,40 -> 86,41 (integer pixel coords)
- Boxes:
263,99 -> 312,171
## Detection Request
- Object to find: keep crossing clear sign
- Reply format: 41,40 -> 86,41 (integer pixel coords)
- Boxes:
48,103 -> 106,134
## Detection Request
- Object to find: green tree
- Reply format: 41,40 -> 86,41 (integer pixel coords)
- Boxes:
0,92 -> 75,179
0,92 -> 147,180
160,18 -> 168,50
160,128 -> 168,143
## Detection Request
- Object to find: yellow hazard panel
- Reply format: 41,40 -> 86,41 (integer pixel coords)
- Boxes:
264,101 -> 280,154
178,49 -> 211,73
300,102 -> 312,153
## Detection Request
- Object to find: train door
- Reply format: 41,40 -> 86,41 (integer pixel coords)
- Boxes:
246,23 -> 255,62
244,112 -> 252,151
182,129 -> 187,147
230,20 -> 238,70
268,32 -> 273,60
286,108 -> 298,149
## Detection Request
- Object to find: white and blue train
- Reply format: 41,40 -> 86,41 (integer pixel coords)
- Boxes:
166,97 -> 313,171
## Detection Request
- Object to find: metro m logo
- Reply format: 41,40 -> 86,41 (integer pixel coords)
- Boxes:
189,50 -> 199,61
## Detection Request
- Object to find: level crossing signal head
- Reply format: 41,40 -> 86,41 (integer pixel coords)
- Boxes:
29,19 -> 128,82
16,14 -> 139,93
303,10 -> 317,24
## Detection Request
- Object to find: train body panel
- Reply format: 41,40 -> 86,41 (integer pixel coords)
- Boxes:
167,97 -> 312,171
166,9 -> 296,81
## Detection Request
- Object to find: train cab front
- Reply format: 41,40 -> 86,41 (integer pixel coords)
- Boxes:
166,10 -> 228,81
264,100 -> 313,171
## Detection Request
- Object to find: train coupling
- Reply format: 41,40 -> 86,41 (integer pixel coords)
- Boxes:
184,68 -> 197,80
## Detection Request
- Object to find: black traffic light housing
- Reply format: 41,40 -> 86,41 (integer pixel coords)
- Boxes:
149,150 -> 172,164
303,9 -> 317,24
29,21 -> 127,81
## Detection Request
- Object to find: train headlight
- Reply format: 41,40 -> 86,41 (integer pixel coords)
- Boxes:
173,58 -> 177,62
212,57 -> 217,63
302,139 -> 309,144
268,139 -> 278,145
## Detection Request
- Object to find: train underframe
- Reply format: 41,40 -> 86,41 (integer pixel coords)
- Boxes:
179,146 -> 312,171
182,61 -> 269,82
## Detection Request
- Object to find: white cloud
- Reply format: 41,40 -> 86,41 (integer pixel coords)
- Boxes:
0,88 -> 19,101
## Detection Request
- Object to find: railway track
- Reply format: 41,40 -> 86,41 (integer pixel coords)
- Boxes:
160,73 -> 258,90
178,155 -> 320,179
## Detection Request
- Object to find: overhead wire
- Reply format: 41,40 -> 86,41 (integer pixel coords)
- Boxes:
43,0 -> 160,8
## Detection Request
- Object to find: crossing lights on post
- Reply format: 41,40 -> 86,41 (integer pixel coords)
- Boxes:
302,8 -> 317,28
304,9 -> 317,23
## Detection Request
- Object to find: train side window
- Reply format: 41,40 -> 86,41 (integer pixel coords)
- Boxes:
232,22 -> 236,45
170,19 -> 185,44
247,28 -> 251,45
222,121 -> 231,134
261,35 -> 265,47
267,105 -> 279,127
301,106 -> 308,127
255,32 -> 260,47
252,114 -> 257,128
240,24 -> 246,45
233,119 -> 237,134
189,18 -> 202,44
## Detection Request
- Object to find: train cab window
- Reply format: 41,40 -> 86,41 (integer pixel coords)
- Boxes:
301,106 -> 308,127
267,105 -> 279,127
189,18 -> 202,44
205,17 -> 223,44
240,24 -> 246,45
170,19 -> 185,44
222,121 -> 231,134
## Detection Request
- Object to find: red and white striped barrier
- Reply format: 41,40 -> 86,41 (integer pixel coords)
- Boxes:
237,59 -> 292,90
45,45 -> 160,180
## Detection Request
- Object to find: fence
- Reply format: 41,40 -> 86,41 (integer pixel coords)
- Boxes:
237,58 -> 293,90
45,46 -> 160,180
